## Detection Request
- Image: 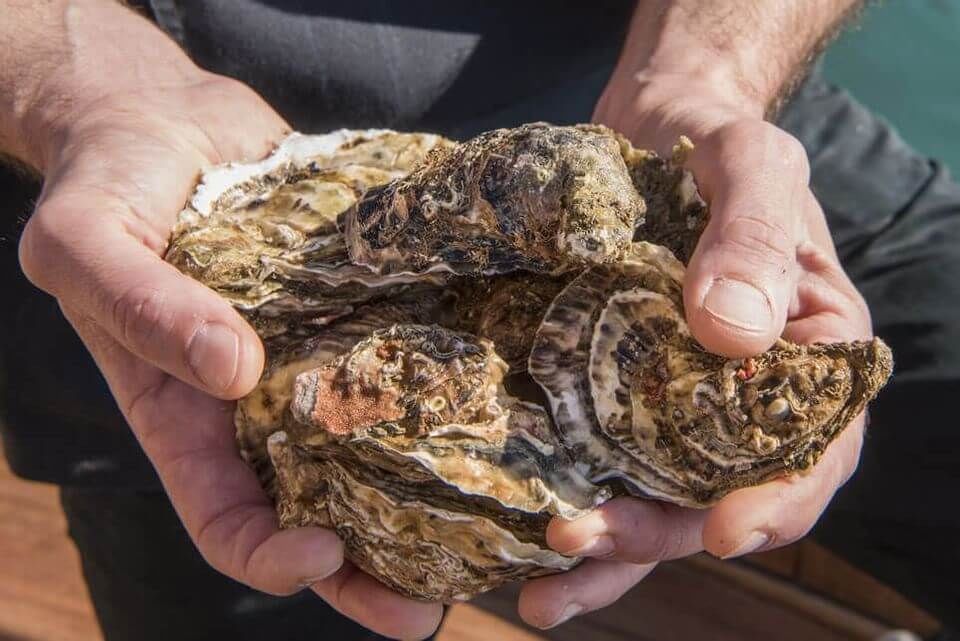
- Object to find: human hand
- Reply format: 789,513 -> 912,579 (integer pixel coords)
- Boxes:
517,71 -> 874,629
13,4 -> 441,638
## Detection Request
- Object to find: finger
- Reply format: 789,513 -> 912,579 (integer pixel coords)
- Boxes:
519,559 -> 657,629
799,191 -> 839,264
312,562 -> 444,640
706,274 -> 871,561
66,306 -> 441,637
786,241 -> 872,342
60,306 -> 343,596
22,200 -> 264,399
683,121 -> 810,357
546,498 -> 706,564
703,412 -> 865,559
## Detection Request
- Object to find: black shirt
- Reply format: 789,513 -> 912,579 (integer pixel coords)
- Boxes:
148,0 -> 634,135
0,1 -> 634,486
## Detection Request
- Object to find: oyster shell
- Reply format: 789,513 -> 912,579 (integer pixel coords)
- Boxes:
166,125 -> 892,602
166,130 -> 454,345
529,242 -> 892,506
344,123 -> 646,276
273,324 -> 602,601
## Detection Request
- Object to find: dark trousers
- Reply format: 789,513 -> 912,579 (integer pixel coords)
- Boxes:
779,76 -> 960,625
58,488 -> 396,641
3,68 -> 960,639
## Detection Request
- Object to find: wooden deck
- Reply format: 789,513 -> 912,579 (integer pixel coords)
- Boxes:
0,451 -> 938,641
0,455 -> 102,641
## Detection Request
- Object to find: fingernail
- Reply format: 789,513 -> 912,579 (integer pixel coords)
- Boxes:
720,531 -> 770,559
298,571 -> 336,588
703,278 -> 772,332
563,535 -> 615,558
543,603 -> 584,629
188,322 -> 240,393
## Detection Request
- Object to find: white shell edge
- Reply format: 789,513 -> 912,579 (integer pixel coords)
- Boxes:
186,129 -> 402,218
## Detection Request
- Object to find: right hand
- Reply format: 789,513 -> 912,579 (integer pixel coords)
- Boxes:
14,5 -> 442,639
518,68 -> 875,630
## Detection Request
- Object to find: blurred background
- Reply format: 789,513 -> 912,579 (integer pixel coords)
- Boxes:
823,0 -> 959,175
1,2 -> 957,640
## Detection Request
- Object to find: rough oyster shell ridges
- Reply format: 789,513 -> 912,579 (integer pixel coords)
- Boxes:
165,124 -> 893,602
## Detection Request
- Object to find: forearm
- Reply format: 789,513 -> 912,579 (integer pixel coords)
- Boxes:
0,0 -> 197,170
613,0 -> 863,117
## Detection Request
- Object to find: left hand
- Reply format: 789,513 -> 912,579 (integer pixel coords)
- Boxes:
517,71 -> 875,629
12,5 -> 443,633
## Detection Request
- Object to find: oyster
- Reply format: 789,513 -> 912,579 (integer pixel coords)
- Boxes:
166,124 -> 892,602
274,324 -> 601,601
166,130 -> 454,345
529,242 -> 892,506
344,123 -> 645,276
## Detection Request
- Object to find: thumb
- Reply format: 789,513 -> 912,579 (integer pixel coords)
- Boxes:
20,166 -> 266,400
682,121 -> 808,357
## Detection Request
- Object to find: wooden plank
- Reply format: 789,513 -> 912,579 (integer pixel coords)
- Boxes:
0,454 -> 103,641
453,560 -> 869,641
0,446 -> 923,641
440,603 -> 548,641
688,555 -> 889,640
748,543 -> 941,637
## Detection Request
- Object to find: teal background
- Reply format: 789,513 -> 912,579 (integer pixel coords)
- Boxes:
822,0 -> 960,174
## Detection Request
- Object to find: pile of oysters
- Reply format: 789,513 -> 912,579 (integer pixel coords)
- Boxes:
165,123 -> 892,602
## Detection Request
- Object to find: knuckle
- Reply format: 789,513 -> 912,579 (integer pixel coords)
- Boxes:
720,215 -> 796,266
781,519 -> 817,547
646,522 -> 676,561
614,502 -> 674,562
852,296 -> 873,332
201,75 -> 274,121
243,540 -> 294,596
194,502 -> 269,587
848,289 -> 873,329
17,223 -> 44,290
769,127 -> 810,174
709,118 -> 771,153
121,378 -> 166,435
111,284 -> 178,356
606,500 -> 699,563
209,73 -> 256,99
18,205 -> 71,291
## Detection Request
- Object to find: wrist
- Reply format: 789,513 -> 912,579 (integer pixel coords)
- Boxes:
602,0 -> 863,142
639,49 -> 770,119
594,64 -> 765,155
610,6 -> 779,112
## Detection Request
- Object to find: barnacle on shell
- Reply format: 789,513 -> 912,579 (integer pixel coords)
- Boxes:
271,324 -> 603,600
165,125 -> 892,603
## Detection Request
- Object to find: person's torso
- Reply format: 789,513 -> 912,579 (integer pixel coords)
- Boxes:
2,1 -> 634,487
144,0 -> 635,136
